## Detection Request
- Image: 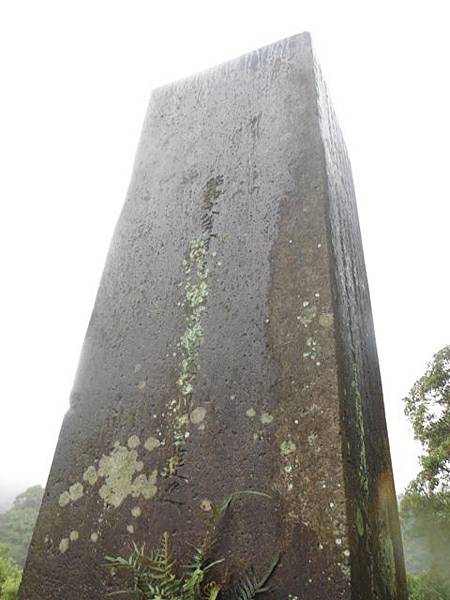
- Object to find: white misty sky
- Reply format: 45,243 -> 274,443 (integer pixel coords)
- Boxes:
0,0 -> 448,498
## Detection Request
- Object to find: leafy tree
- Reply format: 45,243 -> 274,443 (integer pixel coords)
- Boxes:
407,572 -> 450,600
12,485 -> 44,512
0,485 -> 43,566
0,544 -> 21,600
404,345 -> 450,492
401,346 -> 450,598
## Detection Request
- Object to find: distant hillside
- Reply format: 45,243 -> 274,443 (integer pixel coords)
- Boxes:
0,485 -> 43,566
0,488 -> 19,514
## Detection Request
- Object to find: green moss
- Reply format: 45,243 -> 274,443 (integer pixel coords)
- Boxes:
356,506 -> 365,537
352,366 -> 369,495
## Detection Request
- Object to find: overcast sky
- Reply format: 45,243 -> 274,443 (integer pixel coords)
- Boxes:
0,0 -> 448,500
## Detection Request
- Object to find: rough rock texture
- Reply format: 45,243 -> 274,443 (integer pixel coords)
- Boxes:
20,33 -> 407,599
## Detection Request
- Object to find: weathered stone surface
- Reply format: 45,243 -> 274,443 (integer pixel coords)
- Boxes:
21,33 -> 407,599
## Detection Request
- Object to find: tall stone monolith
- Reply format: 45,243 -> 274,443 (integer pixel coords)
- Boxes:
21,33 -> 407,599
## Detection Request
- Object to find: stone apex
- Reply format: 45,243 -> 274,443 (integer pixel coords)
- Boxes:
150,31 -> 313,95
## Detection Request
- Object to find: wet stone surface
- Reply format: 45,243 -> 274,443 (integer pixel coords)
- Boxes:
20,33 -> 407,599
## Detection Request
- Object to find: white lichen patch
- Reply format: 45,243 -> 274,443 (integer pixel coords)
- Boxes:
246,408 -> 256,418
83,465 -> 98,486
260,412 -> 273,425
69,530 -> 79,542
59,538 -> 69,553
137,380 -> 146,390
127,435 -> 141,449
280,440 -> 296,456
144,436 -> 160,452
127,524 -> 134,534
200,498 -> 212,512
90,532 -> 99,543
97,445 -> 158,508
131,506 -> 142,518
190,406 -> 206,425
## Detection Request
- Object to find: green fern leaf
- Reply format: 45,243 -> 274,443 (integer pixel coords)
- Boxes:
232,555 -> 280,600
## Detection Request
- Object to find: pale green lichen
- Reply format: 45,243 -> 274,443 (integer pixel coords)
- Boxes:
59,538 -> 69,553
97,445 -> 158,508
131,506 -> 142,518
260,412 -> 273,425
144,436 -> 160,452
176,238 -> 209,399
190,406 -> 206,425
83,465 -> 98,486
245,408 -> 256,418
90,532 -> 99,543
127,435 -> 141,449
280,440 -> 296,456
59,482 -> 84,506
58,491 -> 71,507
69,530 -> 79,542
165,237 -> 211,475
131,470 -> 158,499
127,524 -> 134,534
69,482 -> 84,502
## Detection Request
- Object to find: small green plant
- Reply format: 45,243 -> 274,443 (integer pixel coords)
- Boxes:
105,491 -> 279,600
0,545 -> 22,600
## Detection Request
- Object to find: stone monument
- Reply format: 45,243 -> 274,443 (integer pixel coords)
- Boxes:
20,33 -> 407,599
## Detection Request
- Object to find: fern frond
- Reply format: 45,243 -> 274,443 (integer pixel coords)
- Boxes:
232,555 -> 280,600
203,581 -> 221,600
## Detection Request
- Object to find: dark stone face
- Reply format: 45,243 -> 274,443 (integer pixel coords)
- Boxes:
20,33 -> 407,600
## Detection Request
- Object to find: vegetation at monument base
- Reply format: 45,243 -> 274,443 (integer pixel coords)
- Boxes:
0,485 -> 43,567
401,345 -> 450,599
0,485 -> 43,599
105,491 -> 279,600
0,545 -> 22,599
1,348 -> 449,599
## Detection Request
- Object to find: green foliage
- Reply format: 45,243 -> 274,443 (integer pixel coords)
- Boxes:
401,345 -> 450,599
407,572 -> 450,600
230,556 -> 279,600
0,485 -> 43,566
404,345 -> 450,492
0,544 -> 22,600
106,491 -> 278,600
